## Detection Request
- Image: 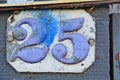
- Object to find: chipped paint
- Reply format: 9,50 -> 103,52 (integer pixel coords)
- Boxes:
7,9 -> 95,73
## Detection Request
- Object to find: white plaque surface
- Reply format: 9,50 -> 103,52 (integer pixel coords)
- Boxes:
7,10 -> 95,73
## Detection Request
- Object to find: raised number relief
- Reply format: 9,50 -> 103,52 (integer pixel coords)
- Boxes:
11,18 -> 49,63
7,10 -> 95,73
52,18 -> 89,64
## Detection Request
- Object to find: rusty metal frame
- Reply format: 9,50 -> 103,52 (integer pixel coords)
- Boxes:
0,0 -> 120,11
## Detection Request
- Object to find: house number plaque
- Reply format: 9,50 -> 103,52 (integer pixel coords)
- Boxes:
6,10 -> 95,73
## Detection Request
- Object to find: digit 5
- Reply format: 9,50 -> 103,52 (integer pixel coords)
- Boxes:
52,18 -> 90,64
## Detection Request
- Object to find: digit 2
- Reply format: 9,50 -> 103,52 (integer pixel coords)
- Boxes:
11,18 -> 49,63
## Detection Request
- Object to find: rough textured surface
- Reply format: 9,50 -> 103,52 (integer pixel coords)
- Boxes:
0,7 -> 110,80
6,10 -> 95,73
111,13 -> 120,80
0,0 -> 6,3
109,4 -> 120,14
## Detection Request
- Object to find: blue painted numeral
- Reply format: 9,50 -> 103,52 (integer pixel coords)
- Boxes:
52,18 -> 89,64
11,17 -> 89,64
11,18 -> 49,63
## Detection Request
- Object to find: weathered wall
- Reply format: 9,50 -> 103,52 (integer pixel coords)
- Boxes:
0,0 -> 6,3
0,7 -> 110,80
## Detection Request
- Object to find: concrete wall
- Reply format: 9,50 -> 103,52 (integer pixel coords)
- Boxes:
0,6 -> 110,80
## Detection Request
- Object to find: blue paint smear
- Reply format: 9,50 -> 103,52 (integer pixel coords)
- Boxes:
33,10 -> 58,47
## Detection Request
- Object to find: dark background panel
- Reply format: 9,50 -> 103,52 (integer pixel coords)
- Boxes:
0,7 -> 110,80
0,0 -> 6,3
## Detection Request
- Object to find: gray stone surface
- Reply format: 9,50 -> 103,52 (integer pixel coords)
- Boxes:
0,7 -> 110,80
0,0 -> 6,3
111,13 -> 120,80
